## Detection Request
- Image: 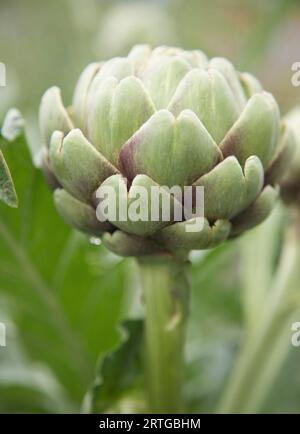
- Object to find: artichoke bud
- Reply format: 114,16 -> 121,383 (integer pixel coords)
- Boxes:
279,107 -> 300,206
38,45 -> 294,257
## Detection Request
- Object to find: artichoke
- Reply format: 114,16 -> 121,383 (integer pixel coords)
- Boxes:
39,45 -> 294,257
280,106 -> 300,206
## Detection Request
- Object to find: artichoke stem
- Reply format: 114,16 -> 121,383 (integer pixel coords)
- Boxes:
138,257 -> 190,413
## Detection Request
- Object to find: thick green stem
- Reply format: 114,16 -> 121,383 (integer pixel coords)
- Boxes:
218,215 -> 300,413
137,257 -> 190,413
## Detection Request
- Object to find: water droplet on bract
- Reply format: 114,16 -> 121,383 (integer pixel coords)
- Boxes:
89,237 -> 101,246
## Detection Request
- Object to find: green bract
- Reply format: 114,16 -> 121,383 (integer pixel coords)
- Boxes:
39,45 -> 294,256
280,106 -> 300,206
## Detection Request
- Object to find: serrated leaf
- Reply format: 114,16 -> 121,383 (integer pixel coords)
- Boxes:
0,150 -> 18,207
83,320 -> 145,414
0,133 -> 127,409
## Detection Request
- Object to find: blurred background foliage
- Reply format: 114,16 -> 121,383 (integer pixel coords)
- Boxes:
0,0 -> 300,413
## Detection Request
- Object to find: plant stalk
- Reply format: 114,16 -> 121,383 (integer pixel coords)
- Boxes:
138,257 -> 190,413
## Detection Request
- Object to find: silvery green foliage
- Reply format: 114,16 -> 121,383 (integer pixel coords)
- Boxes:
39,45 -> 295,257
0,108 -> 24,208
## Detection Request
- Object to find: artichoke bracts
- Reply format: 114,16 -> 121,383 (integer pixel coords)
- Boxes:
39,45 -> 295,257
280,107 -> 300,206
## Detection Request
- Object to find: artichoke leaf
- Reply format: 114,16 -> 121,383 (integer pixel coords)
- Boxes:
39,86 -> 73,147
220,92 -> 280,168
194,155 -> 264,221
102,230 -> 165,257
97,173 -> 183,237
154,218 -> 231,252
87,76 -> 155,165
54,189 -> 112,236
49,129 -> 118,203
168,68 -> 240,144
230,185 -> 279,236
118,109 -> 222,187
